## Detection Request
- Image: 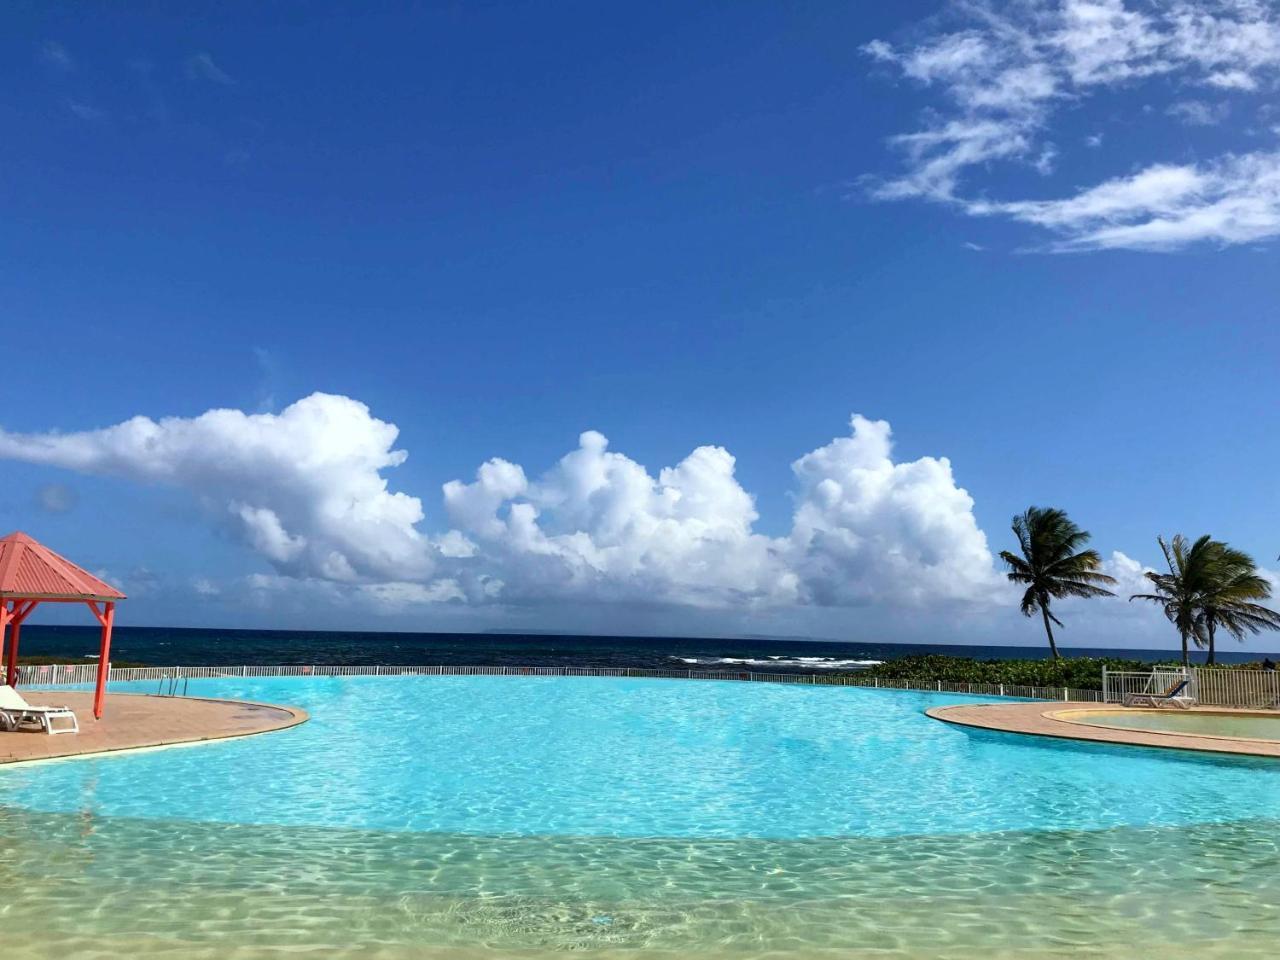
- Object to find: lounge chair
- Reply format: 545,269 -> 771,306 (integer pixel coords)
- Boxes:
0,685 -> 79,735
1123,678 -> 1194,710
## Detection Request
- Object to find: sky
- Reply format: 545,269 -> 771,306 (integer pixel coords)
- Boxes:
2,1 -> 1279,652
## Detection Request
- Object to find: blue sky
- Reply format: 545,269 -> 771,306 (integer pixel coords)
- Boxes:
2,2 -> 1279,651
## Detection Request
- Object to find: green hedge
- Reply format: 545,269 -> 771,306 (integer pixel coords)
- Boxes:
854,655 -> 1175,691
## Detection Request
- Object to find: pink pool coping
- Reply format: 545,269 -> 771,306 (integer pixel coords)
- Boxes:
0,691 -> 308,766
927,700 -> 1280,759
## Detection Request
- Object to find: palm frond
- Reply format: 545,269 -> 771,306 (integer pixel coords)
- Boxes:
1002,506 -> 1112,651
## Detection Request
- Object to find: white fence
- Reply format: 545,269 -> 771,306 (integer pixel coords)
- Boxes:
13,661 -> 1106,702
24,661 -> 1278,707
1103,666 -> 1280,709
1102,668 -> 1190,705
1190,667 -> 1280,709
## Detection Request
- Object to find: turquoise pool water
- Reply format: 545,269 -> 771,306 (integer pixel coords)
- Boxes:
2,675 -> 1280,958
4,676 -> 1280,837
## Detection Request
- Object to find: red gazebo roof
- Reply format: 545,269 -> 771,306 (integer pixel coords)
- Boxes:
0,531 -> 126,602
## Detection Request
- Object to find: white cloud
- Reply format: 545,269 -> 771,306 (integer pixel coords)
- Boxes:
192,576 -> 221,597
0,393 -> 434,583
874,118 -> 1037,201
865,0 -> 1280,251
989,151 -> 1280,250
1167,98 -> 1231,125
185,52 -> 234,85
0,395 -> 1014,619
245,574 -> 464,613
36,482 -> 78,513
1054,0 -> 1167,85
442,415 -> 1004,612
39,40 -> 73,72
1101,549 -> 1155,596
444,431 -> 797,608
786,416 -> 1005,607
66,100 -> 107,122
233,503 -> 308,565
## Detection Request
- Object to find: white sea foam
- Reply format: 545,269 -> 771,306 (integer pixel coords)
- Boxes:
675,656 -> 882,669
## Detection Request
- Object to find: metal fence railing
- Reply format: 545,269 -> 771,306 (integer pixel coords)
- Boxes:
1103,666 -> 1280,709
12,662 -> 1107,703
1102,668 -> 1190,705
26,662 -> 1279,708
1191,667 -> 1280,709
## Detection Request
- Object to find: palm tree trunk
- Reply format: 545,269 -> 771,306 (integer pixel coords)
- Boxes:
1180,628 -> 1189,667
1040,605 -> 1060,659
1206,618 -> 1216,666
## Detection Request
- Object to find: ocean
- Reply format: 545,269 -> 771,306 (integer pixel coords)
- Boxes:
15,625 -> 1268,670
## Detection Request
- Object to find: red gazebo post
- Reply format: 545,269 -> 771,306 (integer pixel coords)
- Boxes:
0,531 -> 126,720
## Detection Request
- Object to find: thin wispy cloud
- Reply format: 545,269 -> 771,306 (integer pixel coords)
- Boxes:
127,59 -> 173,123
1167,99 -> 1231,125
66,100 -> 108,122
864,0 -> 1280,252
979,151 -> 1280,251
185,52 -> 235,85
38,40 -> 73,72
36,482 -> 78,514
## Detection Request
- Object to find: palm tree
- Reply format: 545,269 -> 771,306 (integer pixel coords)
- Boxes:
1194,544 -> 1280,665
1000,507 -> 1117,659
1130,534 -> 1220,666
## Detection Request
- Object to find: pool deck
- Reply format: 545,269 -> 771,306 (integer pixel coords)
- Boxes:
928,701 -> 1280,758
0,692 -> 307,765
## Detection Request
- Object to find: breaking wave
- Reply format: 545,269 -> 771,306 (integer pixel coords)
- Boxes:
674,656 -> 882,670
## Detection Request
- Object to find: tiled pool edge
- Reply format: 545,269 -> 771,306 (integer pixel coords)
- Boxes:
1,692 -> 309,767
927,701 -> 1280,759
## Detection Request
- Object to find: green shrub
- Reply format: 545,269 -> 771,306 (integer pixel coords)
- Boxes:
853,655 -> 1176,690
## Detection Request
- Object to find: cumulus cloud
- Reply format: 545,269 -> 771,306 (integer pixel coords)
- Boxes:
786,416 -> 1004,606
864,0 -> 1280,251
0,393 -> 434,583
444,431 -> 797,607
442,415 -> 1004,611
1,395 -> 1009,618
1100,549 -> 1156,596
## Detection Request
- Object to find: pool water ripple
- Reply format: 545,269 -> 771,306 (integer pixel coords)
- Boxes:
3,676 -> 1279,838
2,675 -> 1280,957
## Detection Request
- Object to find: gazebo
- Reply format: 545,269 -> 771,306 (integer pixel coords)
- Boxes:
0,531 -> 126,719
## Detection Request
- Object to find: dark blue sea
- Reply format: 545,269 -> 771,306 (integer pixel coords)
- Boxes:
15,625 -> 1267,670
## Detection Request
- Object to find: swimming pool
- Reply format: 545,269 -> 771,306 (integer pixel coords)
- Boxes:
1066,707 -> 1280,742
1,675 -> 1279,958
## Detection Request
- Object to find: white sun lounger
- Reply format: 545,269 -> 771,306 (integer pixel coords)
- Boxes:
1123,678 -> 1195,710
0,684 -> 79,735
